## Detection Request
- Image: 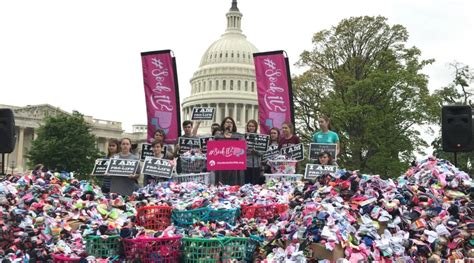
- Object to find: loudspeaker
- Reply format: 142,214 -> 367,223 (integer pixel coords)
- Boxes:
0,109 -> 16,153
442,105 -> 473,152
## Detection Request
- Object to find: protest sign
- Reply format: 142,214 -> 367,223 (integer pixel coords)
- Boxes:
105,158 -> 140,176
141,157 -> 173,178
206,140 -> 246,170
191,107 -> 215,120
280,143 -> 304,160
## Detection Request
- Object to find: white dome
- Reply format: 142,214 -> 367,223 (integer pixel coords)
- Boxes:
199,33 -> 259,66
181,0 -> 260,133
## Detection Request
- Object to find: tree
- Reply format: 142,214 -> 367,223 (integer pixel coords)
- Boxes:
431,62 -> 474,175
27,111 -> 102,177
293,16 -> 442,178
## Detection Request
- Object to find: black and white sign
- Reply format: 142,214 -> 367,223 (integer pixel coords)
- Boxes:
199,136 -> 214,154
245,133 -> 270,153
140,143 -> 154,160
191,107 -> 215,120
280,143 -> 304,160
141,143 -> 168,160
105,158 -> 140,176
263,145 -> 280,161
178,137 -> 201,154
304,164 -> 338,179
91,159 -> 110,176
141,157 -> 173,179
309,143 -> 337,160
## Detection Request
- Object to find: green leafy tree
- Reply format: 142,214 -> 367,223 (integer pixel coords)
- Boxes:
293,16 -> 443,178
27,111 -> 102,178
432,62 -> 474,175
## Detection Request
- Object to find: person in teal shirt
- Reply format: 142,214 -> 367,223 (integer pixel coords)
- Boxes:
312,115 -> 340,157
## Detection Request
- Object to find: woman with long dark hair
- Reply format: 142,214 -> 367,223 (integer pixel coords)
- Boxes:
316,151 -> 334,165
263,128 -> 280,175
269,127 -> 280,146
101,138 -> 121,193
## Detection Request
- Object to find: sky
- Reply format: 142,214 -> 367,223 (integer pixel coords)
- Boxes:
1,0 -> 473,141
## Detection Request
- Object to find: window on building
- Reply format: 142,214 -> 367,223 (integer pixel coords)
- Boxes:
223,80 -> 226,90
237,80 -> 241,91
230,80 -> 233,90
216,80 -> 219,91
251,82 -> 255,92
245,81 -> 248,91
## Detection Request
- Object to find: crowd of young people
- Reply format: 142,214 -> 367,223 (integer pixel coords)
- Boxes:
100,115 -> 340,194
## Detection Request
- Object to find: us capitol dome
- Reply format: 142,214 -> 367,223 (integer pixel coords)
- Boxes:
181,0 -> 259,133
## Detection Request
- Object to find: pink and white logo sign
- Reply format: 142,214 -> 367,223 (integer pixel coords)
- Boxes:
206,140 -> 247,171
254,51 -> 294,135
141,50 -> 180,145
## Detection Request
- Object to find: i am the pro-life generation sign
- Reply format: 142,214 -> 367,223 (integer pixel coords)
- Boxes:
304,163 -> 338,179
91,159 -> 110,176
262,145 -> 280,161
191,107 -> 215,120
280,143 -> 304,160
105,159 -> 140,176
141,157 -> 173,179
309,143 -> 337,160
245,133 -> 270,153
200,136 -> 214,154
140,143 -> 154,160
178,137 -> 201,154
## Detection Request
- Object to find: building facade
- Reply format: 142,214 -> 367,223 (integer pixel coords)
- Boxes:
181,0 -> 259,133
0,104 -> 124,173
0,1 -> 261,172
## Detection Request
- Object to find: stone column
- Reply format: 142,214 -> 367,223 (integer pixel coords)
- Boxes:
225,103 -> 229,118
250,106 -> 255,121
254,105 -> 258,120
233,104 -> 238,123
105,138 -> 109,153
17,127 -> 25,171
241,104 -> 246,125
216,103 -> 221,123
33,129 -> 38,140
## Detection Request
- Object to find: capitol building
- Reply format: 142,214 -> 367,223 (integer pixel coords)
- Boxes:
181,0 -> 259,132
1,0 -> 259,172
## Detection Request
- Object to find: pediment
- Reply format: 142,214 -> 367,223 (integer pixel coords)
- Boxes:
13,104 -> 70,119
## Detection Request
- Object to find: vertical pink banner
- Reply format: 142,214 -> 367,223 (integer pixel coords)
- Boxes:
141,50 -> 181,144
253,51 -> 294,135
